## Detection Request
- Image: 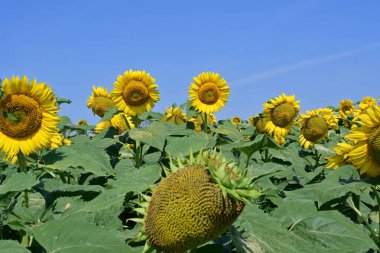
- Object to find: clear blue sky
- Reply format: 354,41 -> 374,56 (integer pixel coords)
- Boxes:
1,1 -> 380,124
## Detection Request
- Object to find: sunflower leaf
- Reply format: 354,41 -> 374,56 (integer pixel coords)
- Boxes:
0,240 -> 31,253
0,173 -> 39,195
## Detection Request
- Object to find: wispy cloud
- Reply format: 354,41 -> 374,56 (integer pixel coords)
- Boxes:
232,41 -> 380,86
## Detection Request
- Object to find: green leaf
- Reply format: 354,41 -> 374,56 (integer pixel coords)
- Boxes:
56,116 -> 72,129
0,173 -> 38,195
32,218 -> 129,253
290,211 -> 377,252
271,199 -> 318,228
128,122 -> 167,150
56,97 -> 72,105
236,205 -> 315,253
166,134 -> 210,156
316,166 -> 372,206
139,111 -> 164,120
0,240 -> 31,253
71,165 -> 160,214
43,135 -> 115,176
42,179 -> 103,193
235,134 -> 279,159
101,107 -> 118,121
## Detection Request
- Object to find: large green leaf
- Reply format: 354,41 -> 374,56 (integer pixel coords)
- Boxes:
69,165 -> 160,214
290,211 -> 377,252
43,135 -> 115,176
316,166 -> 372,206
32,218 -> 129,253
236,205 -> 315,253
166,134 -> 210,156
0,173 -> 38,195
271,199 -> 319,228
0,240 -> 31,253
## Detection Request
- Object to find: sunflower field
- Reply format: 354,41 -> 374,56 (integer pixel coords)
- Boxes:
0,71 -> 379,253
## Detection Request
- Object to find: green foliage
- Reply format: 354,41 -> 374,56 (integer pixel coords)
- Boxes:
0,113 -> 379,253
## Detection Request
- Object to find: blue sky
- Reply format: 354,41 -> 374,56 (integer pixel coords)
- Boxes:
1,0 -> 379,124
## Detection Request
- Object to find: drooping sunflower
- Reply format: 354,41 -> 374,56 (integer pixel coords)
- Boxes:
87,86 -> 115,117
110,70 -> 160,116
0,76 -> 60,160
95,113 -> 135,134
298,108 -> 338,149
188,113 -> 217,132
249,115 -> 268,134
231,116 -> 242,125
338,99 -> 355,119
263,93 -> 300,145
130,150 -> 260,253
161,107 -> 186,125
344,105 -> 380,176
188,72 -> 230,114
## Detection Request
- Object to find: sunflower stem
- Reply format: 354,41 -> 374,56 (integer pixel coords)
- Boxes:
17,153 -> 30,208
17,152 -> 27,173
372,186 -> 380,244
348,196 -> 380,248
202,113 -> 208,132
132,115 -> 140,128
264,148 -> 269,163
135,140 -> 143,168
314,149 -> 320,168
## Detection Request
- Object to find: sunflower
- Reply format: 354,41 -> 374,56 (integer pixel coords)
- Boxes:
0,76 -> 60,160
231,116 -> 242,125
95,113 -> 135,134
161,107 -> 186,125
77,119 -> 88,126
50,133 -> 72,149
338,99 -> 354,119
188,72 -> 230,114
326,142 -> 354,169
263,93 -> 300,145
344,105 -> 380,176
189,113 -> 217,132
298,108 -> 338,149
87,86 -> 115,117
249,115 -> 268,134
110,70 -> 160,116
359,96 -> 377,111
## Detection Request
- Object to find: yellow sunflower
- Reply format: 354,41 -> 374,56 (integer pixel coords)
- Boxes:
352,96 -> 377,118
188,72 -> 230,114
298,108 -> 338,149
231,116 -> 242,125
110,70 -> 160,116
326,142 -> 354,169
344,105 -> 380,176
49,133 -> 71,149
95,113 -> 135,134
188,113 -> 217,132
87,86 -> 115,117
161,107 -> 186,125
77,119 -> 88,126
263,93 -> 300,145
338,99 -> 354,119
0,76 -> 60,160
